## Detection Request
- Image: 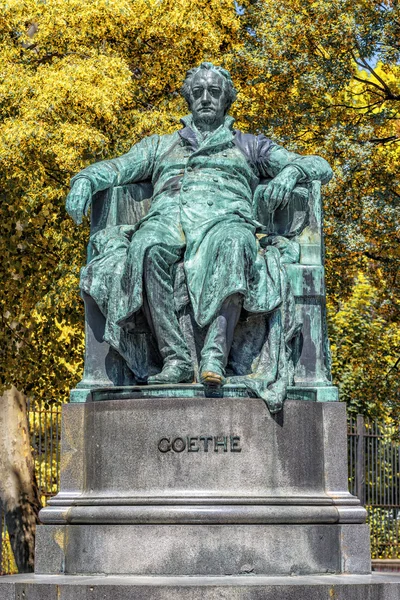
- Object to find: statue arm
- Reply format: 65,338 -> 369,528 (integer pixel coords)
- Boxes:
261,143 -> 333,184
255,139 -> 333,212
66,134 -> 160,225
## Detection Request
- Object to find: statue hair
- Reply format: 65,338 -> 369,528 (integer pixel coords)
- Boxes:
181,62 -> 238,111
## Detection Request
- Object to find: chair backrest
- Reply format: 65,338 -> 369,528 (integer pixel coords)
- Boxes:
91,182 -> 153,234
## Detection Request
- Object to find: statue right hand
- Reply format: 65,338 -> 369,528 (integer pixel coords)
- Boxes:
66,178 -> 92,225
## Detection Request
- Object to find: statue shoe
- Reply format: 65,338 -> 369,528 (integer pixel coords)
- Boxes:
147,364 -> 194,385
200,367 -> 226,388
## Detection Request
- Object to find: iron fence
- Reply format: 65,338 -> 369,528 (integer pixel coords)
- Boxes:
372,559 -> 400,573
348,415 -> 400,559
27,399 -> 62,506
1,406 -> 399,573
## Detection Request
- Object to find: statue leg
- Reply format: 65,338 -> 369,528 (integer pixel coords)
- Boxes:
200,293 -> 243,386
144,245 -> 193,385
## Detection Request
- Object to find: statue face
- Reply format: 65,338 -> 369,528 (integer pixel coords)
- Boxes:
189,70 -> 228,129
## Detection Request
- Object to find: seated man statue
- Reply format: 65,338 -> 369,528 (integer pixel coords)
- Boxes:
66,62 -> 332,399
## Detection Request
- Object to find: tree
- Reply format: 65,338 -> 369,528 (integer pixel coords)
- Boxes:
232,0 -> 400,420
0,0 -> 245,401
0,0 -> 246,572
328,272 -> 400,421
0,388 -> 41,572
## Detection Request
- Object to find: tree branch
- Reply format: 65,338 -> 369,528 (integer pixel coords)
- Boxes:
368,136 -> 399,145
352,74 -> 388,97
326,100 -> 384,111
386,355 -> 400,378
364,252 -> 397,265
1,317 -> 35,351
354,45 -> 399,100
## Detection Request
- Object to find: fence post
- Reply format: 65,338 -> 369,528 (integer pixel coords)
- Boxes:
356,414 -> 366,505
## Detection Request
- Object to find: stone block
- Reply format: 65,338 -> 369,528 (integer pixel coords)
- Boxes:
35,523 -> 371,577
341,524 -> 372,574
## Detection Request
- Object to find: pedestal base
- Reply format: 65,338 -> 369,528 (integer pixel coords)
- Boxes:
1,573 -> 400,600
36,523 -> 371,576
36,397 -> 369,577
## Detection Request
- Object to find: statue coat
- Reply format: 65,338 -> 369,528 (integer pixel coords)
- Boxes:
74,115 -> 332,337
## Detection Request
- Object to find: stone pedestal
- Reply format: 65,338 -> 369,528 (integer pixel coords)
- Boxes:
36,396 -> 369,577
2,394 -> 400,599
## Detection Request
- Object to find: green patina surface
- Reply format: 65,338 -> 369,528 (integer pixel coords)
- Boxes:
70,385 -> 338,403
66,63 -> 334,413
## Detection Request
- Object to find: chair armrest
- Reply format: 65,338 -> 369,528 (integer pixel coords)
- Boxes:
256,179 -> 322,266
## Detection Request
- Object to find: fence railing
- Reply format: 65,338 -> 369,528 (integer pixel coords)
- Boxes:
27,400 -> 62,506
1,406 -> 399,573
348,415 -> 400,559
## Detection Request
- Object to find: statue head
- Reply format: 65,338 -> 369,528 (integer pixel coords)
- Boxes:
181,62 -> 237,131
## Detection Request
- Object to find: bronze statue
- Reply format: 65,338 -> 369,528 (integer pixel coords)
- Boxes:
66,62 -> 332,411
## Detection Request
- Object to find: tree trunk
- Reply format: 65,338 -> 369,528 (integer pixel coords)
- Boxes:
0,387 -> 41,572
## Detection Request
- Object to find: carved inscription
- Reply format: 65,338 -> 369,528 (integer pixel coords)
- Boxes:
158,436 -> 242,453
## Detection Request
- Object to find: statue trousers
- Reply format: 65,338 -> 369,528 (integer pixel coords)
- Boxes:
143,244 -> 242,376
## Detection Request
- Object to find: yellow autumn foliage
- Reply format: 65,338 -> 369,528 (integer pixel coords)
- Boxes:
0,0 -> 398,419
328,272 -> 400,422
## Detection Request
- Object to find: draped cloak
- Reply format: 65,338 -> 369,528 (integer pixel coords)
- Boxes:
73,115 -> 332,412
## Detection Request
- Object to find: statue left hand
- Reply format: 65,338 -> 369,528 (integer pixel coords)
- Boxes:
263,166 -> 300,212
66,178 -> 93,225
